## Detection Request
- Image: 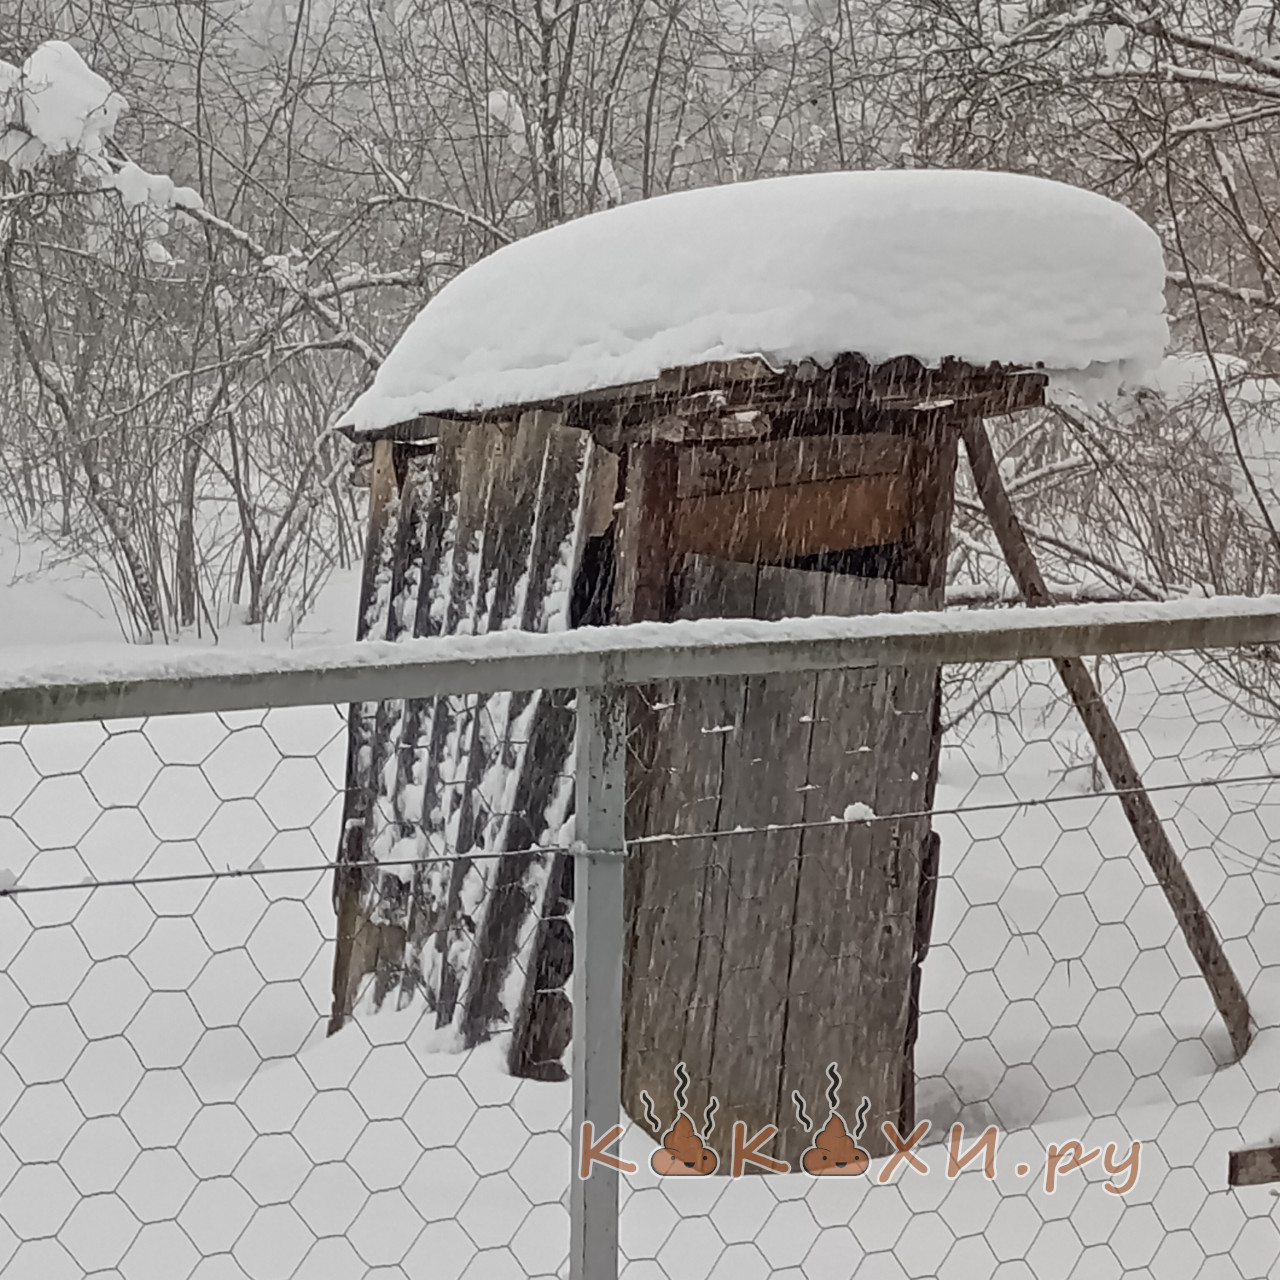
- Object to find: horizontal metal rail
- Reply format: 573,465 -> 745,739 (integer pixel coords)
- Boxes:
1,595 -> 1279,727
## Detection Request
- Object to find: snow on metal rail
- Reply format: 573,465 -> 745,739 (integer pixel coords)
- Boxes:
2,595 -> 1280,727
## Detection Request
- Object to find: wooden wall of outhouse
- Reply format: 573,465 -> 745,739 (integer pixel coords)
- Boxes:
331,354 -> 1045,1167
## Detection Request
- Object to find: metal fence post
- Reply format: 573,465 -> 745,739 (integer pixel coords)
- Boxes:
570,683 -> 627,1280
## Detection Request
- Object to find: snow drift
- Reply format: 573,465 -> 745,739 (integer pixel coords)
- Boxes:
340,169 -> 1169,434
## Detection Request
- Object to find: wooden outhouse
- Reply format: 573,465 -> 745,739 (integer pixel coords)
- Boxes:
323,167 -> 1224,1169
331,351 -> 1045,1166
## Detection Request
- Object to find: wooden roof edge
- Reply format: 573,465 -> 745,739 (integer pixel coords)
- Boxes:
335,414 -> 455,444
338,355 -> 1049,442
1228,1142 -> 1280,1187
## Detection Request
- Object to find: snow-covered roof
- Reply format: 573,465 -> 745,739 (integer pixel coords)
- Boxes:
340,170 -> 1169,435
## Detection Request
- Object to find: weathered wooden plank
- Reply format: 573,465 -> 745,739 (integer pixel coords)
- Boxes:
334,416 -> 598,1049
370,457 -> 439,1007
356,439 -> 401,636
345,422 -> 514,1023
382,457 -> 432,642
704,564 -> 825,1167
444,417 -> 562,1030
430,418 -> 571,1026
613,443 -> 679,623
1229,1144 -> 1280,1187
622,542 -> 947,1168
863,577 -> 941,1137
903,828 -> 941,1128
393,434 -> 465,1014
672,474 -> 908,562
509,852 -> 574,1079
621,559 -> 758,1138
676,433 -> 910,499
412,430 -> 463,640
416,426 -> 506,1023
461,422 -> 592,1047
898,417 -> 960,590
408,421 -> 500,892
581,440 -> 621,541
331,438 -> 405,1031
781,574 -> 904,1157
340,355 -> 1046,446
657,358 -> 780,393
605,409 -> 774,446
481,415 -> 558,632
382,460 -> 438,836
627,555 -> 945,1169
521,423 -> 595,631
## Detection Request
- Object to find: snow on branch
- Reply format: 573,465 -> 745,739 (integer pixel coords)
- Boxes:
1142,11 -> 1280,81
0,37 -> 392,419
108,159 -> 202,215
0,41 -> 125,173
485,87 -> 623,208
365,148 -> 513,245
1,40 -> 207,267
1097,60 -> 1280,103
1168,271 -> 1273,311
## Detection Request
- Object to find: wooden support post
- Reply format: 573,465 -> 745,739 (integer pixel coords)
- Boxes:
1229,1144 -> 1280,1186
612,442 -> 678,623
354,438 -> 400,635
961,418 -> 1252,1060
329,438 -> 401,1035
571,685 -> 626,1280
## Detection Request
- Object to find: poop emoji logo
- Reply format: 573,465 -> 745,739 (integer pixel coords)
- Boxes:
651,1112 -> 718,1177
642,1062 -> 719,1176
793,1063 -> 871,1176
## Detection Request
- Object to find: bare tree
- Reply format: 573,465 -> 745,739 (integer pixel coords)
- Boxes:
5,0 -> 1280,655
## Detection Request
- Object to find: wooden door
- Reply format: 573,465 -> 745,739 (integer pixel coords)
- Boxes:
622,557 -> 942,1166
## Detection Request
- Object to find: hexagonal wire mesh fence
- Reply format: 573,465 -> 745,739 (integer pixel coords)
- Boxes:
1,630 -> 1279,1279
610,650 -> 1280,1280
0,699 -> 577,1280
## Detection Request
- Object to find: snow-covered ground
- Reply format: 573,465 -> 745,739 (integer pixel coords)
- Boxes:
0,520 -> 123,650
1,524 -> 1280,1278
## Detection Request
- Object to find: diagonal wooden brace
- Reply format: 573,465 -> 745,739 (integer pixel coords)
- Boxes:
961,418 -> 1252,1060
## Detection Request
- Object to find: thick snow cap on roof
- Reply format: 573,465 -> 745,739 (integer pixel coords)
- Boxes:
341,170 -> 1169,434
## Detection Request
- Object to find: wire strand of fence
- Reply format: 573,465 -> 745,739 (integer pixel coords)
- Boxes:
629,766 -> 1280,844
4,646 -> 1280,1279
0,848 -> 569,898
4,766 -> 1276,900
